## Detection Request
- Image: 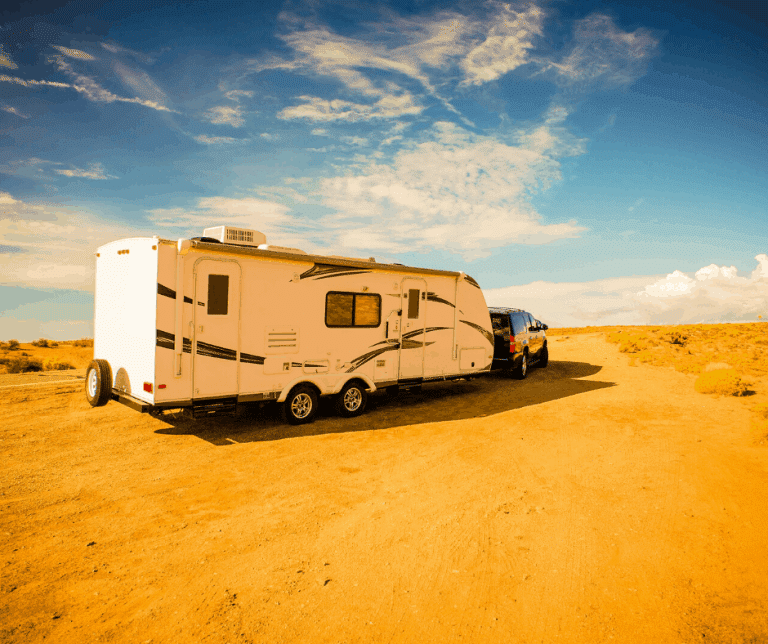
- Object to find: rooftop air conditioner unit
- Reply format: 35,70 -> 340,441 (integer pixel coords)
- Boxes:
203,226 -> 266,247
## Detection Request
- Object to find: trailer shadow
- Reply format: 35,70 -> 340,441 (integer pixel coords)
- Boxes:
154,360 -> 615,445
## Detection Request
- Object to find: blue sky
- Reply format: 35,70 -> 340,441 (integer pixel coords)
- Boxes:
1,0 -> 767,339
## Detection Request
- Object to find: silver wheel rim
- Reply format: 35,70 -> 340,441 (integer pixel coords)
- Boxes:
343,388 -> 362,412
291,393 -> 312,419
521,356 -> 527,376
87,369 -> 98,398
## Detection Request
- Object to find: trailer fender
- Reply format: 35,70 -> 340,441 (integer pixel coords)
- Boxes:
276,374 -> 377,403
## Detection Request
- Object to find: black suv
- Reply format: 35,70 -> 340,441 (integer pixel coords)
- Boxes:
489,307 -> 548,379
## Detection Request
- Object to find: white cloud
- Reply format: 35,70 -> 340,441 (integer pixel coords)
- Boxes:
0,45 -> 18,69
53,163 -> 117,180
1,104 -> 29,118
484,256 -> 768,327
146,196 -> 318,251
542,14 -> 658,89
194,134 -> 242,145
316,120 -> 586,259
278,94 -> 423,122
204,105 -> 245,127
460,4 -> 545,85
1,74 -> 70,89
0,192 -> 150,290
224,89 -> 254,101
52,45 -> 95,61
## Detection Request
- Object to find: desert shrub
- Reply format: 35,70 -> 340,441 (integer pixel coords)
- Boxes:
694,369 -> 749,396
8,339 -> 19,350
20,351 -> 30,356
71,338 -> 94,347
43,356 -> 75,371
5,357 -> 44,373
31,338 -> 50,348
660,331 -> 688,345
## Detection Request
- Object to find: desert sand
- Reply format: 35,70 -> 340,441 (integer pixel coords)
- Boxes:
1,333 -> 767,643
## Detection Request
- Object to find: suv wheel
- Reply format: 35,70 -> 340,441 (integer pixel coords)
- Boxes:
514,352 -> 528,380
539,346 -> 548,368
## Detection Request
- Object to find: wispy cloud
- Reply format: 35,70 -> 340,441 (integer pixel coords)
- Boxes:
459,3 -> 545,85
18,55 -> 179,113
278,94 -> 423,122
316,119 -> 586,259
0,45 -> 18,69
1,104 -> 29,118
53,163 -> 117,180
542,14 -> 658,90
193,134 -> 242,145
204,105 -> 245,126
52,45 -> 95,61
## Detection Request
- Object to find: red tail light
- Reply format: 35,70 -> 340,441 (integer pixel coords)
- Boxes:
143,382 -> 153,393
509,336 -> 516,352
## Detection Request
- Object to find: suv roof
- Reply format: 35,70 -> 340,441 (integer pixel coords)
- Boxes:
488,306 -> 527,315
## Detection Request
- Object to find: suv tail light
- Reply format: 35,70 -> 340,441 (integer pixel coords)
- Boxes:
509,335 -> 516,352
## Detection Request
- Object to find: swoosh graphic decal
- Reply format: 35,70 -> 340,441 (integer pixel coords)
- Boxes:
300,264 -> 371,280
345,343 -> 400,372
426,292 -> 455,308
459,319 -> 494,346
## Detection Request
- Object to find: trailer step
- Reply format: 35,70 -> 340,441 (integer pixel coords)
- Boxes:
191,400 -> 237,418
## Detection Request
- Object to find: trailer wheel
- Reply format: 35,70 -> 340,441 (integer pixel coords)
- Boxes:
282,385 -> 318,425
513,352 -> 528,380
85,359 -> 112,407
335,380 -> 368,418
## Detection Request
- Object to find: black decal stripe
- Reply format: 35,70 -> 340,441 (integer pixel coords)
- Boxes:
464,275 -> 481,289
156,329 -> 192,353
241,352 -> 265,365
157,283 -> 193,304
346,343 -> 400,372
401,339 -> 435,349
460,319 -> 494,346
402,326 -> 451,340
314,270 -> 370,280
196,341 -> 237,361
427,292 -> 455,308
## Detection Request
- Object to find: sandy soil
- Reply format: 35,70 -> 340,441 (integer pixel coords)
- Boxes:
1,334 -> 767,644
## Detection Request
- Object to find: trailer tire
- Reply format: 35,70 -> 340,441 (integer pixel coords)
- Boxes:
335,380 -> 368,418
282,385 -> 318,425
513,351 -> 528,380
85,359 -> 112,407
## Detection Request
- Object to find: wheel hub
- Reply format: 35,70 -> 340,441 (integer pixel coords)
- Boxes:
87,369 -> 98,398
344,388 -> 362,411
291,393 -> 312,419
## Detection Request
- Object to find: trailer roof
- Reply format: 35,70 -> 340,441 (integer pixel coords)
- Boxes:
177,238 -> 470,280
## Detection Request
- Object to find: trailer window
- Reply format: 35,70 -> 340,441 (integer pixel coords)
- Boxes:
407,289 -> 420,319
325,292 -> 381,327
207,274 -> 229,315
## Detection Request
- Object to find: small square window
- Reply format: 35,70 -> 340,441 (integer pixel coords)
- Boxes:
207,274 -> 229,315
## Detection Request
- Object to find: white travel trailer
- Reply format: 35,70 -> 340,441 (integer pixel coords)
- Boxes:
86,226 -> 495,424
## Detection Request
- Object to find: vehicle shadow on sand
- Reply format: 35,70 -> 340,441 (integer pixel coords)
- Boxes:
154,360 -> 615,446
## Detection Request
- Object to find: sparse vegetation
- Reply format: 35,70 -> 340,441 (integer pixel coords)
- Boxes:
602,323 -> 768,377
2,356 -> 44,373
694,368 -> 750,397
68,338 -> 94,348
7,339 -> 19,350
31,338 -> 59,348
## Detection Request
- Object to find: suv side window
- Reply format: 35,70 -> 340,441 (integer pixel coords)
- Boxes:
492,314 -> 510,338
525,312 -> 535,331
511,313 -> 527,336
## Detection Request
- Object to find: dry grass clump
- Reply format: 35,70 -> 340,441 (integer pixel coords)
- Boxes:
0,339 -> 91,373
694,369 -> 750,396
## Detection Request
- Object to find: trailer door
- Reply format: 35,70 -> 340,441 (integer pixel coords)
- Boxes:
399,277 -> 427,381
193,259 -> 241,398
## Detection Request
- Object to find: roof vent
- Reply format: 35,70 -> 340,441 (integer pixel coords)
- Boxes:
203,226 -> 266,247
257,244 -> 307,255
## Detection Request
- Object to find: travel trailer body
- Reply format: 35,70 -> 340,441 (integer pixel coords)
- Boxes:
86,227 -> 495,423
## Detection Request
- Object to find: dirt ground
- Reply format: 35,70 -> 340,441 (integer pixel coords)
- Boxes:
1,334 -> 767,644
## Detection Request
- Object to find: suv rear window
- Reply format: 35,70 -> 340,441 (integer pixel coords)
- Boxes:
511,313 -> 527,336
